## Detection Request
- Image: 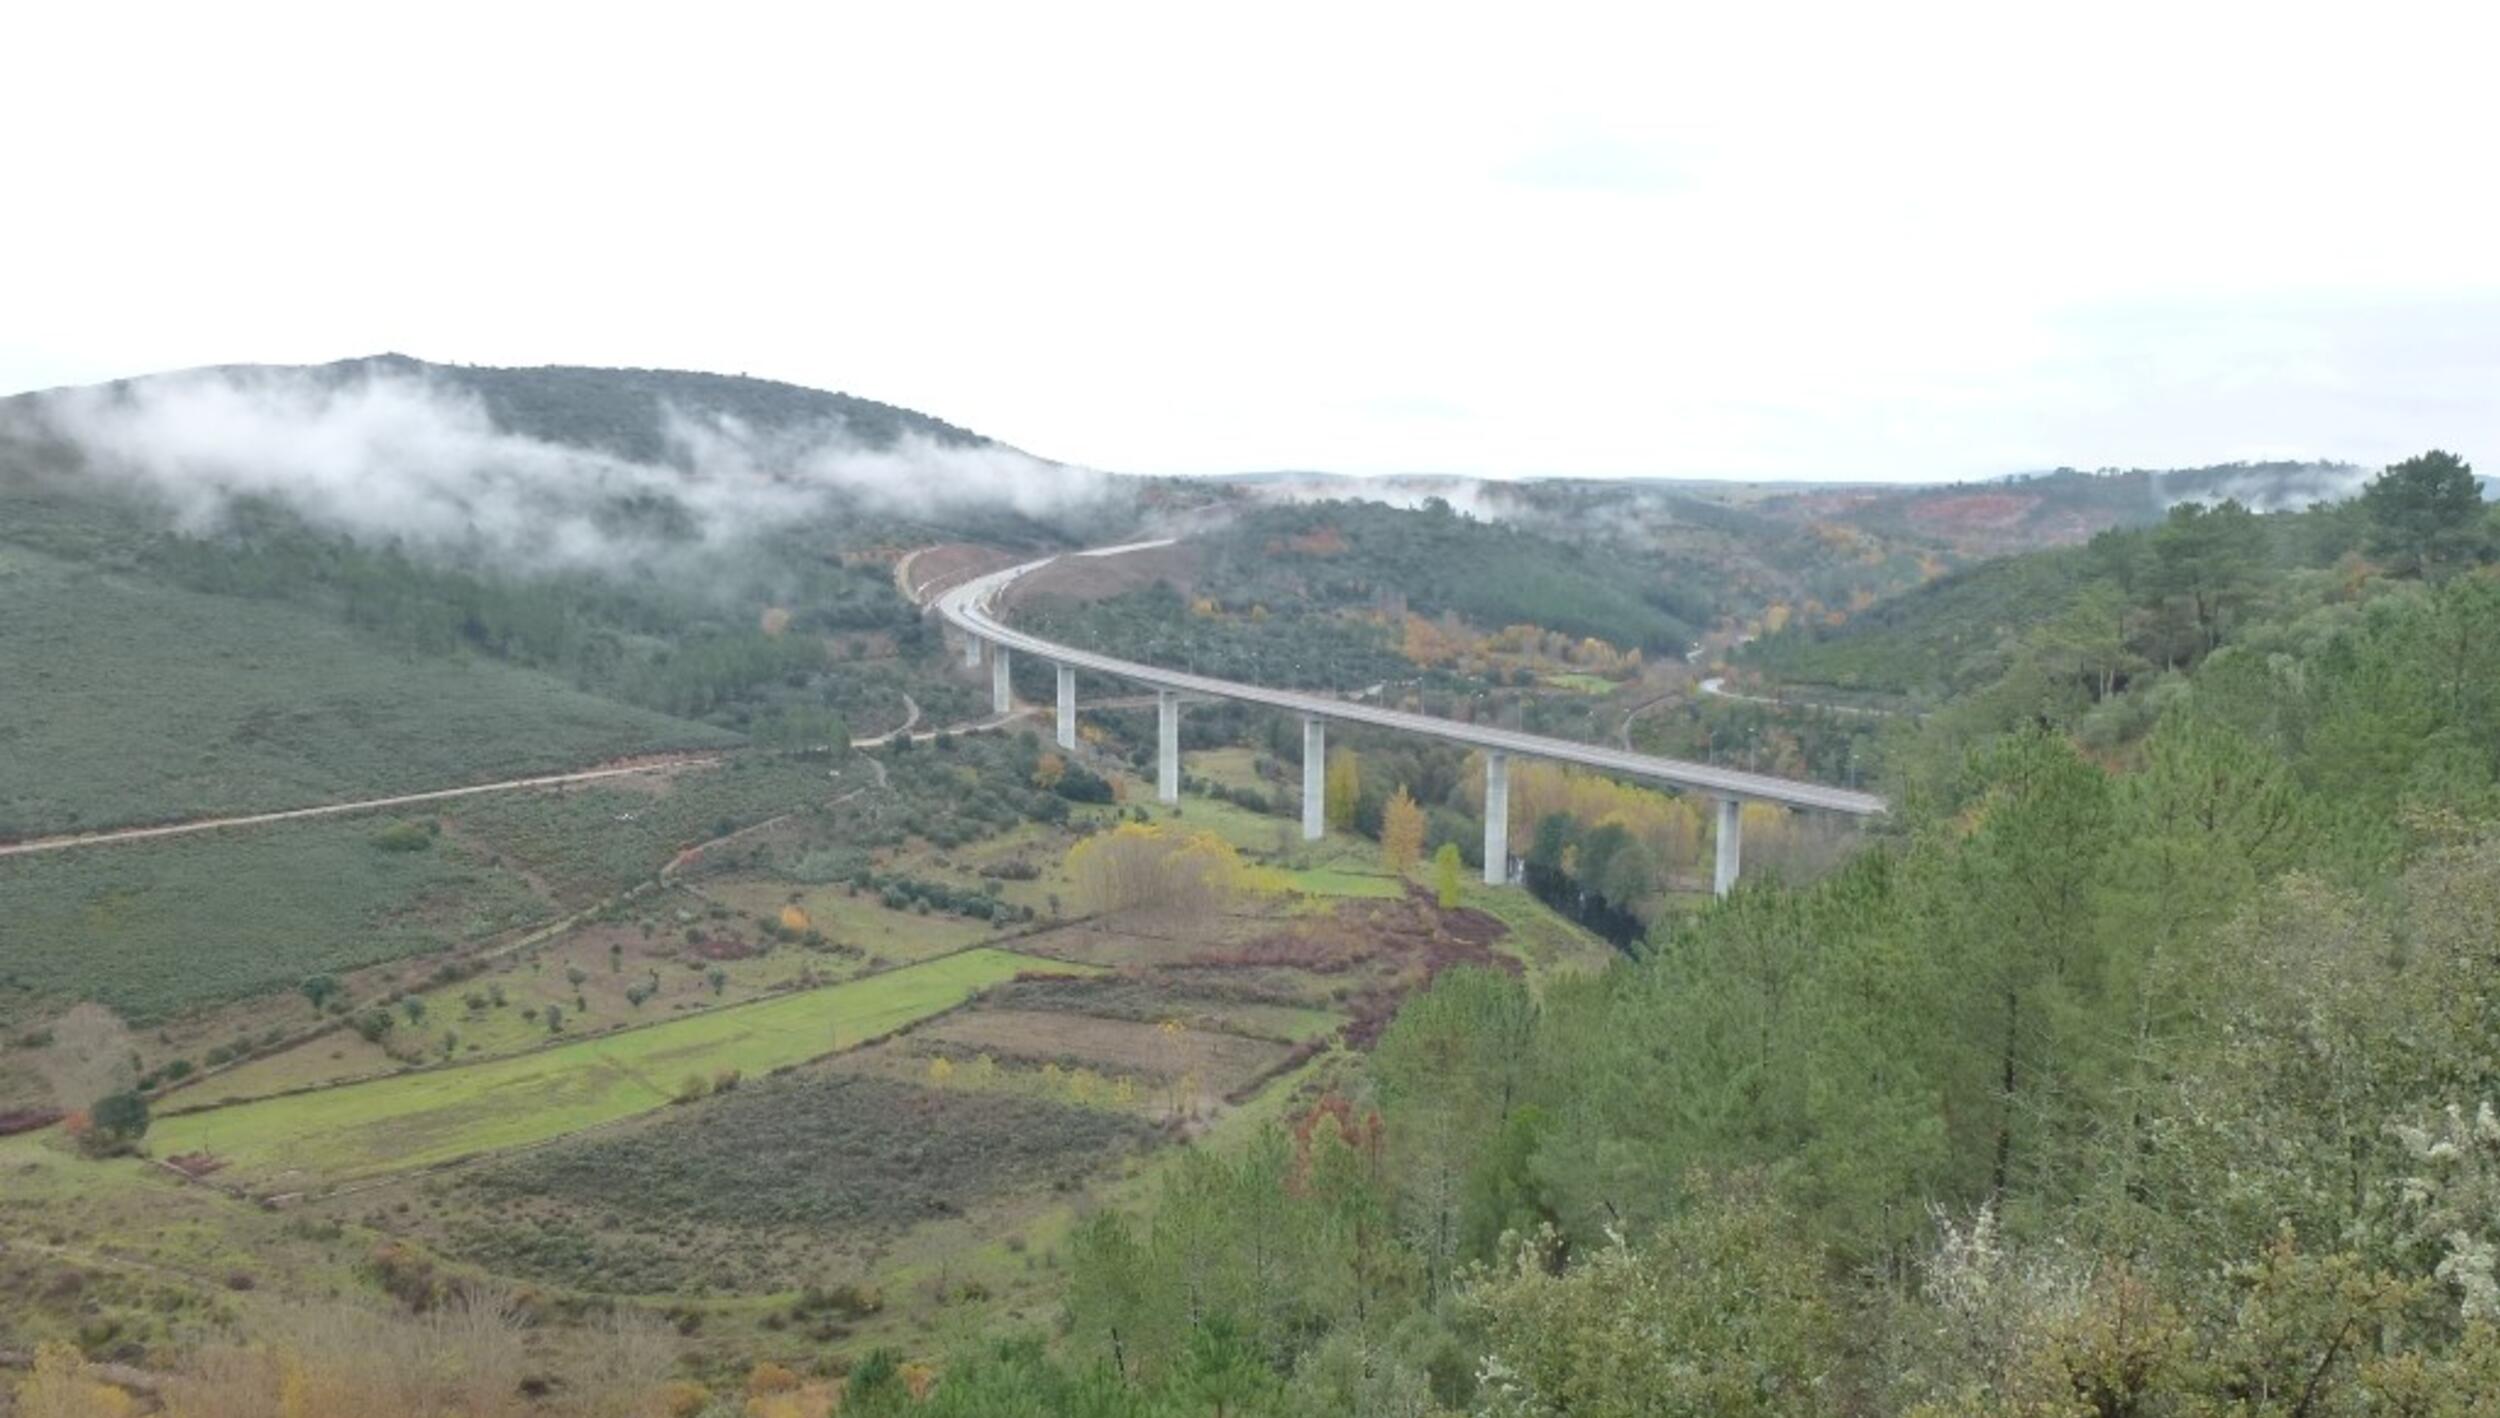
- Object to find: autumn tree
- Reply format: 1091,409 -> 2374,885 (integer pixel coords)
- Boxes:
1434,842 -> 1464,908
1379,785 -> 1425,874
1324,747 -> 1361,832
1066,822 -> 1277,916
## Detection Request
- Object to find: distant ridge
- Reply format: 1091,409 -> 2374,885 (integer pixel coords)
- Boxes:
9,354 -> 1013,468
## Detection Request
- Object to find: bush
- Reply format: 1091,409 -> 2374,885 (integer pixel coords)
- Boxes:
85,1091 -> 150,1153
367,820 -> 435,853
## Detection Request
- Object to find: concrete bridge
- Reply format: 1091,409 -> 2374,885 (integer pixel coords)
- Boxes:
933,543 -> 1886,896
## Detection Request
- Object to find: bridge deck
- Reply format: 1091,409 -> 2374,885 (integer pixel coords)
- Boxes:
935,551 -> 1887,818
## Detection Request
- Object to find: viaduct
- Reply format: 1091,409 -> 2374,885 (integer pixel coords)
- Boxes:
933,542 -> 1886,897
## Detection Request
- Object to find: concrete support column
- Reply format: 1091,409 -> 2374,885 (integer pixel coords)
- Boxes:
1713,797 -> 1743,898
962,632 -> 982,668
1301,716 -> 1326,841
991,646 -> 1012,716
1055,664 -> 1077,750
1157,691 -> 1180,804
1482,751 -> 1510,885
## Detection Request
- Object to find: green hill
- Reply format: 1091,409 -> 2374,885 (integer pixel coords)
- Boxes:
0,543 -> 734,838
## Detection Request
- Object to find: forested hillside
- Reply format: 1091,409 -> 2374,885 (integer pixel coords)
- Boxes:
1200,499 -> 1703,653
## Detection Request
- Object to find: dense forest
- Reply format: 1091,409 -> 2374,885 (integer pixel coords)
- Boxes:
1192,500 -> 1707,656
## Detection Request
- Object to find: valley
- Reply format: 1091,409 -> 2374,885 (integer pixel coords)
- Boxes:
3,359 -> 2494,1417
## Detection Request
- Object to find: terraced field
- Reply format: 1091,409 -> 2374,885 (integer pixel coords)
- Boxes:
149,947 -> 1086,1188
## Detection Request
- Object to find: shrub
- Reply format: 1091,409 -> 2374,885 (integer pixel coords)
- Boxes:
368,821 -> 435,852
84,1091 -> 150,1153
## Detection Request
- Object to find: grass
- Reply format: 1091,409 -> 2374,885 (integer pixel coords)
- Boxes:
0,751 -> 872,1025
1457,876 -> 1619,986
0,544 -> 733,840
148,948 -> 1085,1187
1282,865 -> 1408,899
1540,672 -> 1622,695
449,755 -> 847,906
701,879 -> 999,963
0,817 -> 550,1020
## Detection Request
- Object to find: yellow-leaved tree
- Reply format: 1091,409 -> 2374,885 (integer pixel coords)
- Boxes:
1434,842 -> 1464,908
1381,786 -> 1426,874
1325,748 -> 1363,832
1065,823 -> 1284,916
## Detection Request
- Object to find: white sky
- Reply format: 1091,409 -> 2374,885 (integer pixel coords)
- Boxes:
6,1 -> 2493,482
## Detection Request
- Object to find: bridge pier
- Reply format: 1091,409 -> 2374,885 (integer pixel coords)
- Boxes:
1713,797 -> 1743,897
1301,716 -> 1326,841
1157,691 -> 1180,804
1483,751 -> 1510,885
962,631 -> 982,668
1055,664 -> 1077,750
991,647 -> 1013,716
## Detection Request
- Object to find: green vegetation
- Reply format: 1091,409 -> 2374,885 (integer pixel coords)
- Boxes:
147,947 -> 1073,1185
0,815 -> 547,1019
1207,499 -> 1696,651
15,352 -> 2500,1415
1021,581 -> 1411,690
997,461 -> 2500,1415
447,1072 -> 1158,1292
0,544 -> 732,838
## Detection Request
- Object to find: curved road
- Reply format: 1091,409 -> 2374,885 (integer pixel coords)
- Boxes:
936,545 -> 1885,817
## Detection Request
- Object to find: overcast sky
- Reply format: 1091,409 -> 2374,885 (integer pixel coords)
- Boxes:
7,1 -> 2493,482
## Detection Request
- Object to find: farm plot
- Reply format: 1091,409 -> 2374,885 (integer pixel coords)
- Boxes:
913,1009 -> 1292,1095
434,1072 -> 1159,1294
981,975 -> 1344,1044
178,911 -> 864,1107
147,948 -> 1076,1188
698,878 -> 999,963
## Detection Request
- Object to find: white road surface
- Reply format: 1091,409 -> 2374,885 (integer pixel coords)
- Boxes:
937,549 -> 1886,817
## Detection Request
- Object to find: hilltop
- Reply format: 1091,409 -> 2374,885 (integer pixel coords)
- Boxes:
8,353 -> 1002,465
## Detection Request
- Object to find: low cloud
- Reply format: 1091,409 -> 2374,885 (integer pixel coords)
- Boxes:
2149,461 -> 2371,514
15,365 -> 1115,572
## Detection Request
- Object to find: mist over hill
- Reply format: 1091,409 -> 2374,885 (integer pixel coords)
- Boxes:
1212,461 -> 2383,556
1,356 -> 1128,575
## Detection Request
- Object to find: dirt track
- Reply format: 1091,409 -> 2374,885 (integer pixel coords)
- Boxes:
0,754 -> 726,860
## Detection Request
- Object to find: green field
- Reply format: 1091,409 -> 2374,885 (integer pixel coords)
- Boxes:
1540,672 -> 1621,695
0,545 -> 734,840
149,947 -> 1083,1186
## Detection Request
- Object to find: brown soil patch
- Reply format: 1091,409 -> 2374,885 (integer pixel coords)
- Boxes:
1005,914 -> 1278,970
916,1009 -> 1289,1089
1002,541 -> 1201,613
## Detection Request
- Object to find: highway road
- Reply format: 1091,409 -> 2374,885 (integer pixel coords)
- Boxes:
935,546 -> 1886,817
